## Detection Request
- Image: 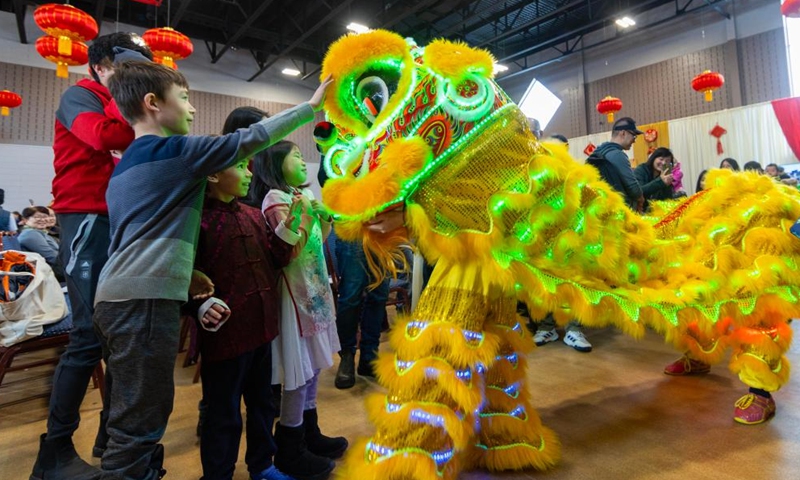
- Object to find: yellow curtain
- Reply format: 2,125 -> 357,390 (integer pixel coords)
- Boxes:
632,121 -> 669,166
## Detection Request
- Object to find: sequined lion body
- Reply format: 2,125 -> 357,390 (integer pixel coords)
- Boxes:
319,30 -> 800,479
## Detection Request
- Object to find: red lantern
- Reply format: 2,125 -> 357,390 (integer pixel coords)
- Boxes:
132,0 -> 164,5
143,27 -> 193,69
596,96 -> 623,123
0,90 -> 22,116
782,0 -> 800,17
34,4 -> 98,56
36,36 -> 89,78
692,70 -> 725,102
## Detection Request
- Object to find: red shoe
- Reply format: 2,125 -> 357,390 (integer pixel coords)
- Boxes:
734,393 -> 776,425
663,355 -> 711,375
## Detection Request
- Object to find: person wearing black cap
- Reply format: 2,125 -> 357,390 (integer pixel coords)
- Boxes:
30,33 -> 153,480
586,117 -> 645,212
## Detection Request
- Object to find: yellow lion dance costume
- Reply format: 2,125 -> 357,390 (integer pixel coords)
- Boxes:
318,30 -> 800,479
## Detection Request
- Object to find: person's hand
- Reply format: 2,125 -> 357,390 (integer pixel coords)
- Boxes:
286,197 -> 305,233
309,199 -> 331,221
189,269 -> 214,300
365,206 -> 405,234
309,75 -> 334,112
660,172 -> 674,186
201,303 -> 230,328
636,196 -> 645,214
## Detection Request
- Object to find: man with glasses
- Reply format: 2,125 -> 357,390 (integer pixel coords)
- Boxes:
586,117 -> 645,212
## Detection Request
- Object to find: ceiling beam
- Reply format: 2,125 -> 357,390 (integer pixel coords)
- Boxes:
437,0 -> 530,38
93,0 -> 107,35
211,0 -> 276,64
476,0 -> 586,48
171,0 -> 193,28
497,0 -> 726,82
13,0 -> 26,44
381,0 -> 441,29
247,0 -> 355,82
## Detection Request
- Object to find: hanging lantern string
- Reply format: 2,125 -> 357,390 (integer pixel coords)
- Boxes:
168,0 -> 171,27
116,0 -> 120,33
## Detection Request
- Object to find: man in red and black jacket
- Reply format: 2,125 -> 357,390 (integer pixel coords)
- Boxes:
30,33 -> 152,480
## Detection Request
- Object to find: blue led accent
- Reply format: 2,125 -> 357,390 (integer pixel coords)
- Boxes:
409,409 -> 446,428
367,441 -> 454,467
455,367 -> 472,381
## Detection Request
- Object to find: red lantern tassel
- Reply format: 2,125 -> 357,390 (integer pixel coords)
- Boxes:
56,63 -> 69,78
1,106 -> 9,116
717,139 -> 724,155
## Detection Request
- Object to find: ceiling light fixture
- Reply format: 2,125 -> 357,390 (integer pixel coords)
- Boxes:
493,63 -> 509,73
282,68 -> 301,76
346,22 -> 371,34
615,17 -> 636,28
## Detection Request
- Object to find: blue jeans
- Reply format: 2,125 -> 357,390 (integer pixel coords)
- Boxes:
332,229 -> 389,363
47,213 -> 111,443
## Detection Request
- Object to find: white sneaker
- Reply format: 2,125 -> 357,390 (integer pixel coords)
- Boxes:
533,329 -> 558,346
563,330 -> 592,352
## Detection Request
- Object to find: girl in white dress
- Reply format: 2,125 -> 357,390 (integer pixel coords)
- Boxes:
252,139 -> 345,480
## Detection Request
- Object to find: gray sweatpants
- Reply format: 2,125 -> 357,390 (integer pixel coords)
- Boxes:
94,299 -> 181,480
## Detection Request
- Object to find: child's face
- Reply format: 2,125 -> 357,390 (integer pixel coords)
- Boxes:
158,84 -> 196,136
209,158 -> 252,202
282,146 -> 307,187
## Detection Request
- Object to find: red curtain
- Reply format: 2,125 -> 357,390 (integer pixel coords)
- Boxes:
772,97 -> 800,160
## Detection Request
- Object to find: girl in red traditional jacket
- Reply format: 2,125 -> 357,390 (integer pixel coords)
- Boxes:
191,106 -> 310,480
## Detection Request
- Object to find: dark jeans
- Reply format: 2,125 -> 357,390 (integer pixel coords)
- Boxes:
200,343 -> 276,480
47,213 -> 111,442
94,299 -> 180,480
332,229 -> 389,363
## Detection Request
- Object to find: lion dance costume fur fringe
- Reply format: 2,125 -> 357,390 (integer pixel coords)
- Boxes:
318,29 -> 800,479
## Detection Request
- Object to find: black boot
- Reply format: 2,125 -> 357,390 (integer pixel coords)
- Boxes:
274,423 -> 334,480
303,409 -> 348,459
356,351 -> 376,379
92,410 -> 109,458
334,351 -> 355,389
30,433 -> 101,480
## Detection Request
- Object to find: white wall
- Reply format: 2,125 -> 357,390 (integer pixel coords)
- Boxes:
0,144 -> 55,211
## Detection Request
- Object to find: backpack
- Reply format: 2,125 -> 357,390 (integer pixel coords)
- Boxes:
586,145 -> 627,196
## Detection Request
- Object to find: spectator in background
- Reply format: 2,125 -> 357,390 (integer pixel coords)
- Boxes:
18,206 -> 63,280
586,117 -> 644,212
0,188 -> 17,235
695,170 -> 709,193
720,158 -> 740,171
0,189 -> 20,251
765,163 -> 798,186
633,147 -> 677,209
12,211 -> 22,229
743,161 -> 764,174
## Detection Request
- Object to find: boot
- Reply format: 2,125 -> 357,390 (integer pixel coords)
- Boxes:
29,433 -> 101,480
303,409 -> 348,459
356,351 -> 376,379
274,423 -> 334,480
92,410 -> 109,458
334,351 -> 355,390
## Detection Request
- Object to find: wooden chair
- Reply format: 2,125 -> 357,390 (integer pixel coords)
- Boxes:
0,333 -> 105,408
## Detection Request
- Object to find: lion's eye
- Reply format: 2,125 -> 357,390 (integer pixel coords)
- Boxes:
356,76 -> 389,119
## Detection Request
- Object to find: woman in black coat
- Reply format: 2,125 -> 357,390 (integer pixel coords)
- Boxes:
633,147 -> 676,210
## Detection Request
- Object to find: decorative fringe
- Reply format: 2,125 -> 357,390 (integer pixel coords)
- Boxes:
335,438 -> 462,480
476,426 -> 562,472
389,318 -> 502,368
